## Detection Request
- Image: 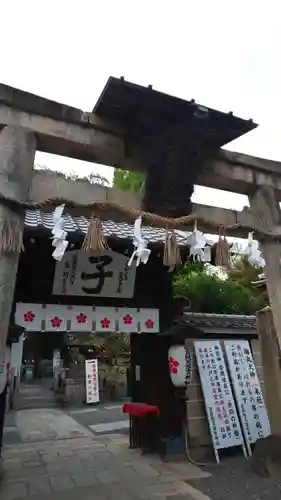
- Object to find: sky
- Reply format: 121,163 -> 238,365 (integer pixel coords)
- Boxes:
1,1 -> 280,213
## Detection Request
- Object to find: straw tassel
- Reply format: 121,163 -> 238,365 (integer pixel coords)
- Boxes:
0,212 -> 24,256
163,229 -> 182,271
215,226 -> 231,268
82,216 -> 108,254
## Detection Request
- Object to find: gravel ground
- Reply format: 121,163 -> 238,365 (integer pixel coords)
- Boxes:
189,456 -> 281,500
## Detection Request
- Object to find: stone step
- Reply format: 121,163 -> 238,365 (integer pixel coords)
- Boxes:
17,399 -> 60,409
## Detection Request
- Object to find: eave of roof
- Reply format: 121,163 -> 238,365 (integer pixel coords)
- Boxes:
24,209 -> 192,246
94,77 -> 257,149
182,312 -> 256,330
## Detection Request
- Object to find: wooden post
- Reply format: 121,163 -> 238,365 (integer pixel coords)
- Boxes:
249,186 -> 281,350
0,126 -> 36,353
256,307 -> 281,435
250,189 -> 281,476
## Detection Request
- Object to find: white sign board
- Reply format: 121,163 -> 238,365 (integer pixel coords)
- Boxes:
0,349 -> 8,394
224,340 -> 271,444
11,335 -> 24,376
53,349 -> 61,372
194,341 -> 246,462
53,250 -> 137,298
85,359 -> 100,404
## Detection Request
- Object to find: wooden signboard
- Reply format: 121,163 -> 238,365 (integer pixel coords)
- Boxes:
194,341 -> 246,462
52,249 -> 137,298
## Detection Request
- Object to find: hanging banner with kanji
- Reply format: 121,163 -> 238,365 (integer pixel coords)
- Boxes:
52,249 -> 137,298
194,341 -> 246,462
224,340 -> 271,444
15,303 -> 159,333
85,359 -> 99,404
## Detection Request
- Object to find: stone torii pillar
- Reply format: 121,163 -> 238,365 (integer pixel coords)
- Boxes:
249,186 -> 281,349
249,187 -> 281,475
0,127 -> 35,468
0,126 -> 36,353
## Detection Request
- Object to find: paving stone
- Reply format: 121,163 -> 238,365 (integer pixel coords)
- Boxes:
131,462 -> 160,479
23,461 -> 43,468
57,448 -> 74,457
46,462 -> 65,473
50,474 -> 75,491
166,461 -> 211,480
0,481 -> 27,499
147,480 -> 194,497
41,454 -> 59,464
3,457 -> 22,466
3,460 -> 23,471
28,475 -> 51,495
97,469 -> 120,484
74,449 -> 93,459
3,473 -> 30,484
62,457 -> 84,472
105,483 -> 139,500
54,485 -> 108,500
80,456 -> 105,472
71,471 -> 99,486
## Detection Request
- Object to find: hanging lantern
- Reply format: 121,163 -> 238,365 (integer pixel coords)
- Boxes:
168,345 -> 193,387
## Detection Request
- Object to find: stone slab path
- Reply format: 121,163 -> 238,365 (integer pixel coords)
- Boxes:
0,409 -> 210,500
15,409 -> 93,442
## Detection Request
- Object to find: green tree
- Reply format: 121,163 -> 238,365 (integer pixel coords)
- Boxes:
113,169 -> 146,193
173,263 -> 265,314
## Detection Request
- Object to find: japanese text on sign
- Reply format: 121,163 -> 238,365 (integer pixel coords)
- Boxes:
224,340 -> 271,444
53,250 -> 136,298
85,359 -> 100,404
194,341 -> 244,451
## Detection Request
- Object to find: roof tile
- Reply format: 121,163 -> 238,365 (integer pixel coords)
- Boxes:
24,209 -> 190,246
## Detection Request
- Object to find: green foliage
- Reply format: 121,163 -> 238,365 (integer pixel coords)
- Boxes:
113,169 -> 146,193
173,263 -> 265,314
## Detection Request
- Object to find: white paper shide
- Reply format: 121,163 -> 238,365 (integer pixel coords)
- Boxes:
85,359 -> 99,404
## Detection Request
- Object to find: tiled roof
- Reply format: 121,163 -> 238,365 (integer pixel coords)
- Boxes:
182,312 -> 256,331
24,209 -> 191,246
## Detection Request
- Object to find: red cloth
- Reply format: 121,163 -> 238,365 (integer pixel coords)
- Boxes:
123,402 -> 160,417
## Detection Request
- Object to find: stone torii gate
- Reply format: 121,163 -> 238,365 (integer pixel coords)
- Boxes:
0,77 -> 281,369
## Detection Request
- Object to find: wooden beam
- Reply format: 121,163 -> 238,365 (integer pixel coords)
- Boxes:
256,307 -> 281,435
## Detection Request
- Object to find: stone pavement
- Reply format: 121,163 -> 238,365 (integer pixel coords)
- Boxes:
0,409 -> 211,500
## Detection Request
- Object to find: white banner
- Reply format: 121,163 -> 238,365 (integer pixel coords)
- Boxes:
15,304 -> 159,333
224,340 -> 271,444
194,341 -> 245,461
85,359 -> 99,404
52,250 -> 137,298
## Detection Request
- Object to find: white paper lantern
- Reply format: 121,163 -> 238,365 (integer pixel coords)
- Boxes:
168,345 -> 192,387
